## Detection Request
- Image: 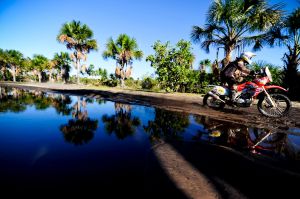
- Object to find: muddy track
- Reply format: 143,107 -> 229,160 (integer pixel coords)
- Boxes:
1,82 -> 300,131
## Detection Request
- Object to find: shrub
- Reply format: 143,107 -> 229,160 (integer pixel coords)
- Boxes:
141,77 -> 156,89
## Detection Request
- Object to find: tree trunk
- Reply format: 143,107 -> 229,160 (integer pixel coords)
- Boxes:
38,72 -> 42,83
11,65 -> 16,82
77,59 -> 80,84
13,73 -> 16,82
121,77 -> 125,88
49,72 -> 53,82
223,46 -> 234,68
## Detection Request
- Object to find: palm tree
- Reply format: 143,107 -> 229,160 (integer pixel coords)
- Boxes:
199,59 -> 211,72
191,0 -> 283,69
102,34 -> 143,87
52,52 -> 71,83
31,54 -> 49,83
57,20 -> 98,84
257,7 -> 300,99
5,50 -> 24,82
0,48 -> 8,80
282,8 -> 300,99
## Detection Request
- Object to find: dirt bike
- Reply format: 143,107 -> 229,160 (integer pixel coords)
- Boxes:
203,67 -> 291,117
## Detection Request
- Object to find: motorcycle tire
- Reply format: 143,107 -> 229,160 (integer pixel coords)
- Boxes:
203,94 -> 225,110
257,93 -> 291,117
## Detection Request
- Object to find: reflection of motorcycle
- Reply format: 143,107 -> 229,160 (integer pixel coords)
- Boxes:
203,67 -> 291,117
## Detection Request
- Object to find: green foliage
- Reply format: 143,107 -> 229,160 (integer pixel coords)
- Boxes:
103,34 -> 143,66
57,20 -> 98,84
199,59 -> 211,72
103,74 -> 118,87
146,40 -> 195,92
191,0 -> 283,63
89,67 -> 108,80
143,108 -> 190,143
0,49 -> 25,82
102,34 -> 143,84
141,77 -> 158,90
124,77 -> 141,89
251,61 -> 284,86
282,8 -> 300,99
53,52 -> 71,83
31,54 -> 49,72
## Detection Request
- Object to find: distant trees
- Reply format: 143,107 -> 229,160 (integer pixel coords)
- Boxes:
0,49 -> 25,82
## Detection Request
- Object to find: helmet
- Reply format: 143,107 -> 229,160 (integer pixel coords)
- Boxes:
240,51 -> 256,64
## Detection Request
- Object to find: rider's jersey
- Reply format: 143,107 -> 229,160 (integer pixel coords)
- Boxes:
221,58 -> 251,80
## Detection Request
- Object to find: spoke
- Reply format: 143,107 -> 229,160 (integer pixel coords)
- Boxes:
273,107 -> 283,115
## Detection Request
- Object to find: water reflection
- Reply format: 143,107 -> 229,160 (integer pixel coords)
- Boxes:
60,97 -> 98,145
102,103 -> 140,139
1,85 -> 300,160
0,87 -> 27,112
144,108 -> 189,143
2,86 -> 300,197
193,115 -> 300,160
0,86 -> 72,113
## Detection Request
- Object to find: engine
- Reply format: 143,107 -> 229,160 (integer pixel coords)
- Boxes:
236,85 -> 256,107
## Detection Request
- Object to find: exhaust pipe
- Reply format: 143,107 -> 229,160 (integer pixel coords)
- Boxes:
208,91 -> 225,103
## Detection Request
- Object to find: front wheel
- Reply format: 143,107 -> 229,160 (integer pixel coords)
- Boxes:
203,94 -> 225,110
257,93 -> 291,117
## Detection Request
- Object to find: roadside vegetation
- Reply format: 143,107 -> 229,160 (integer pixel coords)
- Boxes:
0,0 -> 299,100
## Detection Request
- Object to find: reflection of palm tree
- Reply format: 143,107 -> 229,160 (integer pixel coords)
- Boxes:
0,87 -> 27,113
51,94 -> 72,115
60,96 -> 98,145
102,103 -> 140,139
32,91 -> 52,110
60,118 -> 98,145
144,108 -> 189,143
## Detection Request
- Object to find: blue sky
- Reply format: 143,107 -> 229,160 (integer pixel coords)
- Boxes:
0,0 -> 299,79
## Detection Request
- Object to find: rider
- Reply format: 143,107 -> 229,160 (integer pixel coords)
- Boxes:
220,51 -> 256,102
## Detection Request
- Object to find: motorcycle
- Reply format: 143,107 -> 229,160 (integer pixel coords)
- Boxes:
203,67 -> 291,117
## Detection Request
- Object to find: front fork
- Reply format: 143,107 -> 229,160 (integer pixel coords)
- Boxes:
262,87 -> 276,107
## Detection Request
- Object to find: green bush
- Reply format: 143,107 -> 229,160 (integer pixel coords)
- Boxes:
141,77 -> 155,89
102,74 -> 118,87
125,77 -> 141,89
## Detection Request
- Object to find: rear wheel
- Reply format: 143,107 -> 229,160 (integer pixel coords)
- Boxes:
203,94 -> 225,110
257,93 -> 291,117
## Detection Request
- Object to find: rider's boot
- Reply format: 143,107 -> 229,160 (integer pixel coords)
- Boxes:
230,90 -> 238,104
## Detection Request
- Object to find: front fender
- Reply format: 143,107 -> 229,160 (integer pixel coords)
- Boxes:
264,85 -> 288,92
257,85 -> 288,100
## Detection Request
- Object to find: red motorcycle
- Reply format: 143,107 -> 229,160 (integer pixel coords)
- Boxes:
203,67 -> 291,117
